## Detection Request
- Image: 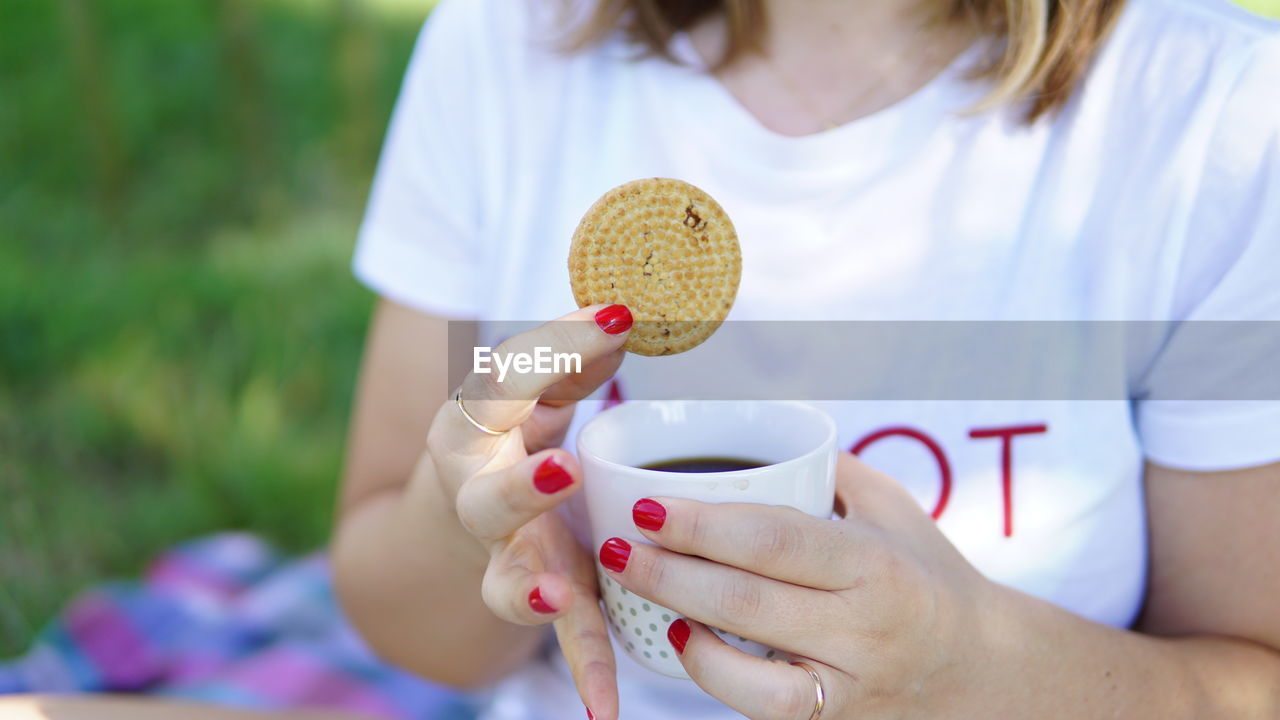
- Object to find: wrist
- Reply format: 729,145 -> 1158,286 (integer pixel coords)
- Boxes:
948,577 -> 1205,720
932,575 -> 1029,718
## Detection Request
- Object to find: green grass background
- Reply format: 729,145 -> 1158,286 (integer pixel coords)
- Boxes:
1240,0 -> 1280,15
1,0 -> 1277,657
0,0 -> 430,655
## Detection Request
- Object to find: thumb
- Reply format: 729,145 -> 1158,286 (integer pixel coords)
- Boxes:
835,452 -> 932,530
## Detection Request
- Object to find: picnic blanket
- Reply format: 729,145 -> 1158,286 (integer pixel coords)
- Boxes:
0,533 -> 477,719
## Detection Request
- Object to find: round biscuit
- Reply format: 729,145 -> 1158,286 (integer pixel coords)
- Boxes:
568,178 -> 741,356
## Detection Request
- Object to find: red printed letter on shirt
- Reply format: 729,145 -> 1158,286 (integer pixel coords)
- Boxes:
852,427 -> 952,520
968,424 -> 1048,538
603,379 -> 625,409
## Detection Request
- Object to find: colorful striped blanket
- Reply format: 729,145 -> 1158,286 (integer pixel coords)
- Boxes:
0,533 -> 476,719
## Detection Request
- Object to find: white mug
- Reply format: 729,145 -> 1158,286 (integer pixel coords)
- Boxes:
577,400 -> 837,679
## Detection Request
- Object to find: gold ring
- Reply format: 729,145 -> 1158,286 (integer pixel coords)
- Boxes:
790,661 -> 825,720
454,389 -> 506,436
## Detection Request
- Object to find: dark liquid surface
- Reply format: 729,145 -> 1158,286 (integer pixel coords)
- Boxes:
641,456 -> 769,473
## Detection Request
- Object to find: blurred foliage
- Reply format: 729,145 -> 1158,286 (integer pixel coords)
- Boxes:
0,0 -> 431,654
1239,0 -> 1280,16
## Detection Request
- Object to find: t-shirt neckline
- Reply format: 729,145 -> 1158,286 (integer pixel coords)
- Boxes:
660,32 -> 989,178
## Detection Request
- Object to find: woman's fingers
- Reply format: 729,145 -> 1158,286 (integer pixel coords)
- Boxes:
538,347 -> 626,407
520,340 -> 621,452
485,514 -> 620,719
451,304 -> 632,435
554,592 -> 620,720
456,449 -> 581,545
481,534 -> 575,625
598,538 -> 838,659
544,514 -> 621,720
632,498 -> 863,590
671,619 -> 846,720
519,401 -> 579,455
426,304 -> 628,508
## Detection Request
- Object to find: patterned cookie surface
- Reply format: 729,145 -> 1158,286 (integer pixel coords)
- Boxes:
569,178 -> 741,356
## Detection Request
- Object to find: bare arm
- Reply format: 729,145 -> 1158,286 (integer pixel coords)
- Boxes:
330,300 -> 542,687
1137,459 -> 1280,712
980,460 -> 1280,717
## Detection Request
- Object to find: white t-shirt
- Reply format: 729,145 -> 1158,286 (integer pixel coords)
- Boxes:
353,0 -> 1280,717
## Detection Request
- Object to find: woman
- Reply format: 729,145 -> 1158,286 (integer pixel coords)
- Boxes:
333,0 -> 1280,718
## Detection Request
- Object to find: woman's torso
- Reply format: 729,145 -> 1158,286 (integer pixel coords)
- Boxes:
406,0 -> 1279,716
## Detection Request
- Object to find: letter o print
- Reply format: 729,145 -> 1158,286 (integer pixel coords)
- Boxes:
851,426 -> 952,520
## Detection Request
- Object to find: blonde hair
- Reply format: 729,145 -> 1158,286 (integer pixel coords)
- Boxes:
564,0 -> 1126,124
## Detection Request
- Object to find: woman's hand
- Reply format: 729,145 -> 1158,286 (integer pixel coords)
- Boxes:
423,303 -> 633,717
599,452 -> 996,720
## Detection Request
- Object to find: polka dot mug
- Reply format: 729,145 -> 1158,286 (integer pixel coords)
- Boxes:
578,401 -> 837,679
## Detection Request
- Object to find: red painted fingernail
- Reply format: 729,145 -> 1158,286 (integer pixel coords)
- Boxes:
533,456 -> 573,494
668,619 -> 690,654
528,587 -> 557,614
585,708 -> 595,720
595,304 -> 633,335
632,498 -> 666,531
599,538 -> 631,573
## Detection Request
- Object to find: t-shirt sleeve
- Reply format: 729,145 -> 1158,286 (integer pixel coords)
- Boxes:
1135,31 -> 1280,471
352,0 -> 490,318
